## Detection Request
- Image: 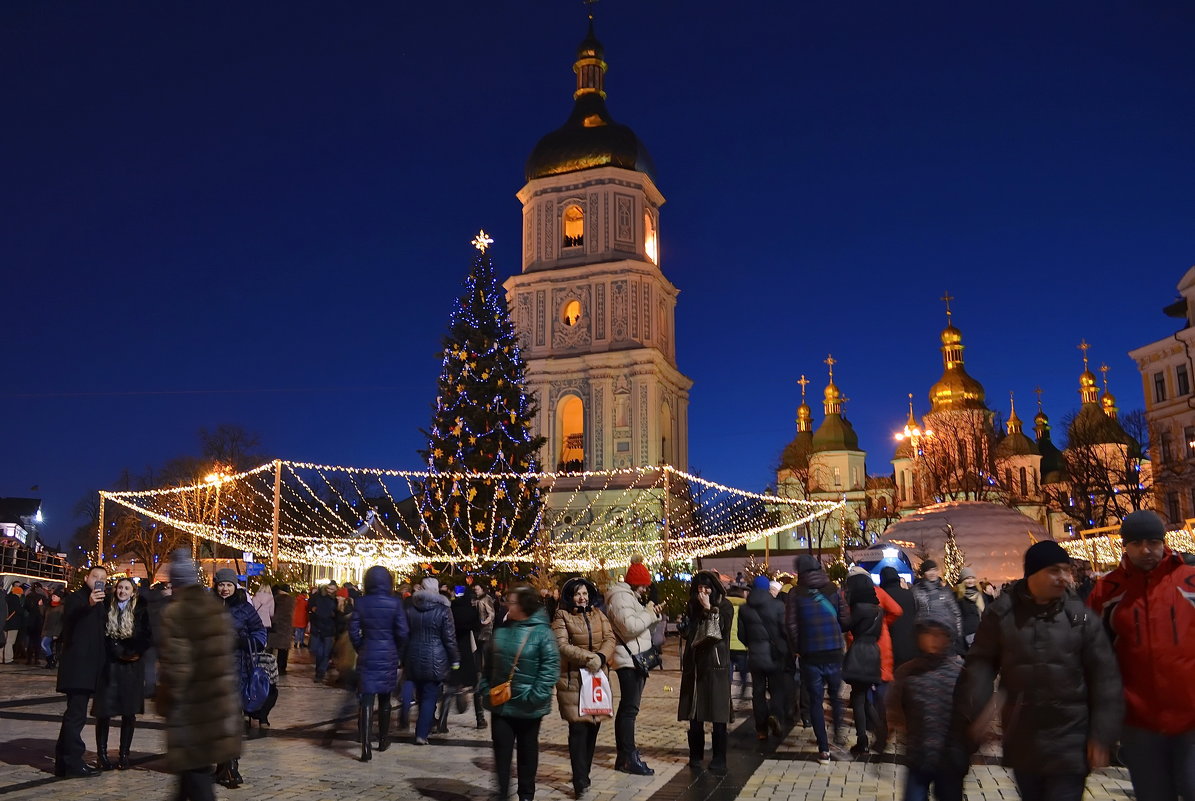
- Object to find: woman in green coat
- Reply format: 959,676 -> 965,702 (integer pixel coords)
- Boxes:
479,586 -> 559,801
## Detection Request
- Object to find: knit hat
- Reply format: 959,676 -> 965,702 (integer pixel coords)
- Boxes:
168,549 -> 199,588
794,554 -> 822,574
420,577 -> 440,593
1023,540 -> 1070,578
959,568 -> 976,580
769,580 -> 783,594
213,567 -> 238,586
919,559 -> 938,576
1119,510 -> 1166,543
625,554 -> 652,587
878,566 -> 901,587
752,575 -> 771,590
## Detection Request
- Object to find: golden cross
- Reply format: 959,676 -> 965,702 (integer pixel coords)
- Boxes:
1099,363 -> 1110,391
940,291 -> 955,323
1034,386 -> 1044,412
824,354 -> 836,381
796,374 -> 810,400
471,230 -> 494,252
1009,390 -> 1016,416
582,0 -> 599,20
1078,339 -> 1091,369
907,392 -> 915,416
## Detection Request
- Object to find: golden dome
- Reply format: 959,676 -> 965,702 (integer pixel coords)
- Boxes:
796,401 -> 813,432
1079,369 -> 1097,388
823,381 -> 841,403
940,325 -> 963,346
929,368 -> 987,411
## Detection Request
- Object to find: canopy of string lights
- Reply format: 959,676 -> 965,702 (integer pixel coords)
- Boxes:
98,460 -> 844,574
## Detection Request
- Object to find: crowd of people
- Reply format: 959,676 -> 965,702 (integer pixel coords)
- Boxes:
14,508 -> 1193,801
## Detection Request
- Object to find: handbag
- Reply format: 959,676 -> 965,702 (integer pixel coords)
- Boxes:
691,610 -> 722,647
241,639 -> 272,713
611,627 -> 652,678
488,630 -> 531,707
841,609 -> 883,686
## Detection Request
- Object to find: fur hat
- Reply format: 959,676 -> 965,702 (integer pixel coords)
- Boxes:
419,577 -> 441,593
625,554 -> 652,587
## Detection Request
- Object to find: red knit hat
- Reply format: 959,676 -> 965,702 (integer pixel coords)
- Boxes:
625,555 -> 652,587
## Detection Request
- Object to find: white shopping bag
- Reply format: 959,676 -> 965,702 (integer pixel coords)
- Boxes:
578,667 -> 614,717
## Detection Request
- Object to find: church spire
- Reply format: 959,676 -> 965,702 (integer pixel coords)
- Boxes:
573,16 -> 607,100
928,293 -> 986,412
1099,363 -> 1119,419
822,354 -> 842,416
1077,340 -> 1100,404
796,374 -> 813,433
1007,391 -> 1024,435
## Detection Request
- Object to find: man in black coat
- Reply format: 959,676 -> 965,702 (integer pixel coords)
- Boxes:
878,567 -> 917,667
737,576 -> 790,738
54,566 -> 109,778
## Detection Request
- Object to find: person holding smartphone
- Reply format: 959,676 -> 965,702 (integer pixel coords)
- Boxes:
53,566 -> 109,778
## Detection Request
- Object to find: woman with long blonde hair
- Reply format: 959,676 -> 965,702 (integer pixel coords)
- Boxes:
91,577 -> 151,770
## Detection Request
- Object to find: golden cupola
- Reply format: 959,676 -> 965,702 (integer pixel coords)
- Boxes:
812,355 -> 859,453
997,392 -> 1038,458
1077,340 -> 1100,405
780,375 -> 816,471
928,297 -> 987,413
1099,363 -> 1119,420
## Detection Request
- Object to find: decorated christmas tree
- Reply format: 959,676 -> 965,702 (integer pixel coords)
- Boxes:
417,231 -> 547,567
942,522 -> 967,586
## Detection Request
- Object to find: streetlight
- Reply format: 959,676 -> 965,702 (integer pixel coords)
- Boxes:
198,468 -> 231,561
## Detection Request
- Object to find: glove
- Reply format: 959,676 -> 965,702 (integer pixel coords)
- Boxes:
451,662 -> 460,671
585,655 -> 602,672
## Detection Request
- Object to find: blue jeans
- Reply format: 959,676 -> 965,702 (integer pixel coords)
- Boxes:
799,661 -> 843,752
903,766 -> 964,801
1119,725 -> 1195,801
293,627 -> 306,648
41,636 -> 55,659
1012,771 -> 1086,801
730,651 -> 749,694
413,680 -> 441,740
310,635 -> 333,679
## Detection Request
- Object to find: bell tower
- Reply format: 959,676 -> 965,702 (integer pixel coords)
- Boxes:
504,21 -> 691,472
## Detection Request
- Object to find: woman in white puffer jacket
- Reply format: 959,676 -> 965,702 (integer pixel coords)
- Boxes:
604,555 -> 662,776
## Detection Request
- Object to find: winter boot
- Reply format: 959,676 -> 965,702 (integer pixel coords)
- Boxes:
709,727 -> 728,775
359,704 -> 373,762
434,696 -> 451,734
475,705 -> 486,729
624,749 -> 655,776
228,759 -> 243,788
377,699 -> 392,752
94,718 -> 114,771
117,717 -> 135,769
686,728 -> 704,769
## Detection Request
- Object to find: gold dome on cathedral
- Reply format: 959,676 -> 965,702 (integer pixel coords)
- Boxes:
928,306 -> 987,413
940,324 -> 963,346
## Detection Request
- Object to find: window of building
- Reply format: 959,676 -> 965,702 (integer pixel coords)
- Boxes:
558,395 -> 584,472
1161,431 -> 1174,463
833,466 -> 842,488
1019,466 -> 1028,496
1005,469 -> 1013,493
562,299 -> 582,327
1167,491 -> 1181,524
899,472 -> 907,503
1155,371 -> 1168,403
644,210 -> 658,265
1186,426 -> 1195,459
562,205 -> 584,248
659,402 -> 674,466
851,467 -> 859,488
1179,364 -> 1192,396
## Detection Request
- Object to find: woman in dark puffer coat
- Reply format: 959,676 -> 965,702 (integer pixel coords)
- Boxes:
213,568 -> 266,789
348,566 -> 408,761
678,571 -> 734,774
435,592 -> 480,733
403,577 -> 459,744
92,577 -> 152,770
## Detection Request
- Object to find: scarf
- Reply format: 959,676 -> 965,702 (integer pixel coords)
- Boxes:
106,595 -> 137,639
963,585 -> 985,613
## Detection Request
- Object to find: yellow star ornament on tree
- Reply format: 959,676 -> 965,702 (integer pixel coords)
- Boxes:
471,230 -> 494,252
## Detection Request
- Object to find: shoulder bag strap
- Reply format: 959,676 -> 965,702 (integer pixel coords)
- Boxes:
505,630 -> 533,682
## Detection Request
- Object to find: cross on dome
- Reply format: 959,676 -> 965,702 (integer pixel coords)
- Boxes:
1078,339 -> 1091,369
940,291 -> 955,323
797,374 -> 810,400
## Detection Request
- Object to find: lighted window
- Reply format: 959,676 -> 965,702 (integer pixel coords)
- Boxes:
562,299 -> 582,327
644,210 -> 658,264
660,402 -> 674,465
563,205 -> 584,248
558,395 -> 584,472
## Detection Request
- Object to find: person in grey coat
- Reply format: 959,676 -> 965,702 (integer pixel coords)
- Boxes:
953,541 -> 1123,801
911,560 -> 962,644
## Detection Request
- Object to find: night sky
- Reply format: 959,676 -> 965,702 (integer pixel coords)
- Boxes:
4,2 -> 1192,546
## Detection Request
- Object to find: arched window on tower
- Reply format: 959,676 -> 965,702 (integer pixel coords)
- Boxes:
563,205 -> 584,249
659,402 -> 674,466
644,210 -> 658,264
558,395 -> 584,472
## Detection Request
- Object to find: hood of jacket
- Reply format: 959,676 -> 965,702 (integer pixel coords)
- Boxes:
846,573 -> 878,606
364,565 -> 394,595
798,565 -> 831,591
411,588 -> 450,610
559,577 -> 601,614
745,585 -> 777,609
878,566 -> 902,589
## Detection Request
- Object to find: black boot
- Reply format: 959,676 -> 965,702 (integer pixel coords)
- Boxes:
359,704 -> 373,762
229,759 -> 243,788
687,728 -> 704,769
215,762 -> 234,788
377,703 -> 392,751
475,704 -> 486,729
117,717 -> 134,769
94,718 -> 113,771
434,696 -> 450,734
709,726 -> 728,775
624,749 -> 655,776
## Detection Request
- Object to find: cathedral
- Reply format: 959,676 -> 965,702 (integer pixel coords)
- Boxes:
766,302 -> 1152,557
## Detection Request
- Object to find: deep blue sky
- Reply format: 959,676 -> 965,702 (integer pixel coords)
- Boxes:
3,2 -> 1192,545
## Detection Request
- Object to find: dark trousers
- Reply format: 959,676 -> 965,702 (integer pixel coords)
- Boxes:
1120,724 -> 1195,801
55,691 -> 92,771
310,635 -> 333,679
902,766 -> 964,801
567,721 -> 600,785
176,767 -> 216,801
276,647 -> 289,674
492,714 -> 541,799
848,683 -> 872,746
413,680 -> 441,740
750,668 -> 785,733
614,667 -> 645,756
1012,771 -> 1087,801
730,651 -> 749,694
800,661 -> 843,752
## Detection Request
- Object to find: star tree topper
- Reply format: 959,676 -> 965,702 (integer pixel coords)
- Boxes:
472,230 -> 494,252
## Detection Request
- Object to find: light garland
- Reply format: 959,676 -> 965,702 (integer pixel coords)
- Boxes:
1059,528 -> 1195,569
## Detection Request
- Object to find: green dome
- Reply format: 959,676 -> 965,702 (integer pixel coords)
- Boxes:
780,431 -> 815,471
1068,403 -> 1136,448
996,431 -> 1039,458
1037,432 -> 1066,483
812,414 -> 860,453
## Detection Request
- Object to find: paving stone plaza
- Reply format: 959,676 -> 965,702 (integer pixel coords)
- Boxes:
0,645 -> 1135,801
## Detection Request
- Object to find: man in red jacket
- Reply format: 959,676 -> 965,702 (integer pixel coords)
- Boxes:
1088,510 -> 1195,801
